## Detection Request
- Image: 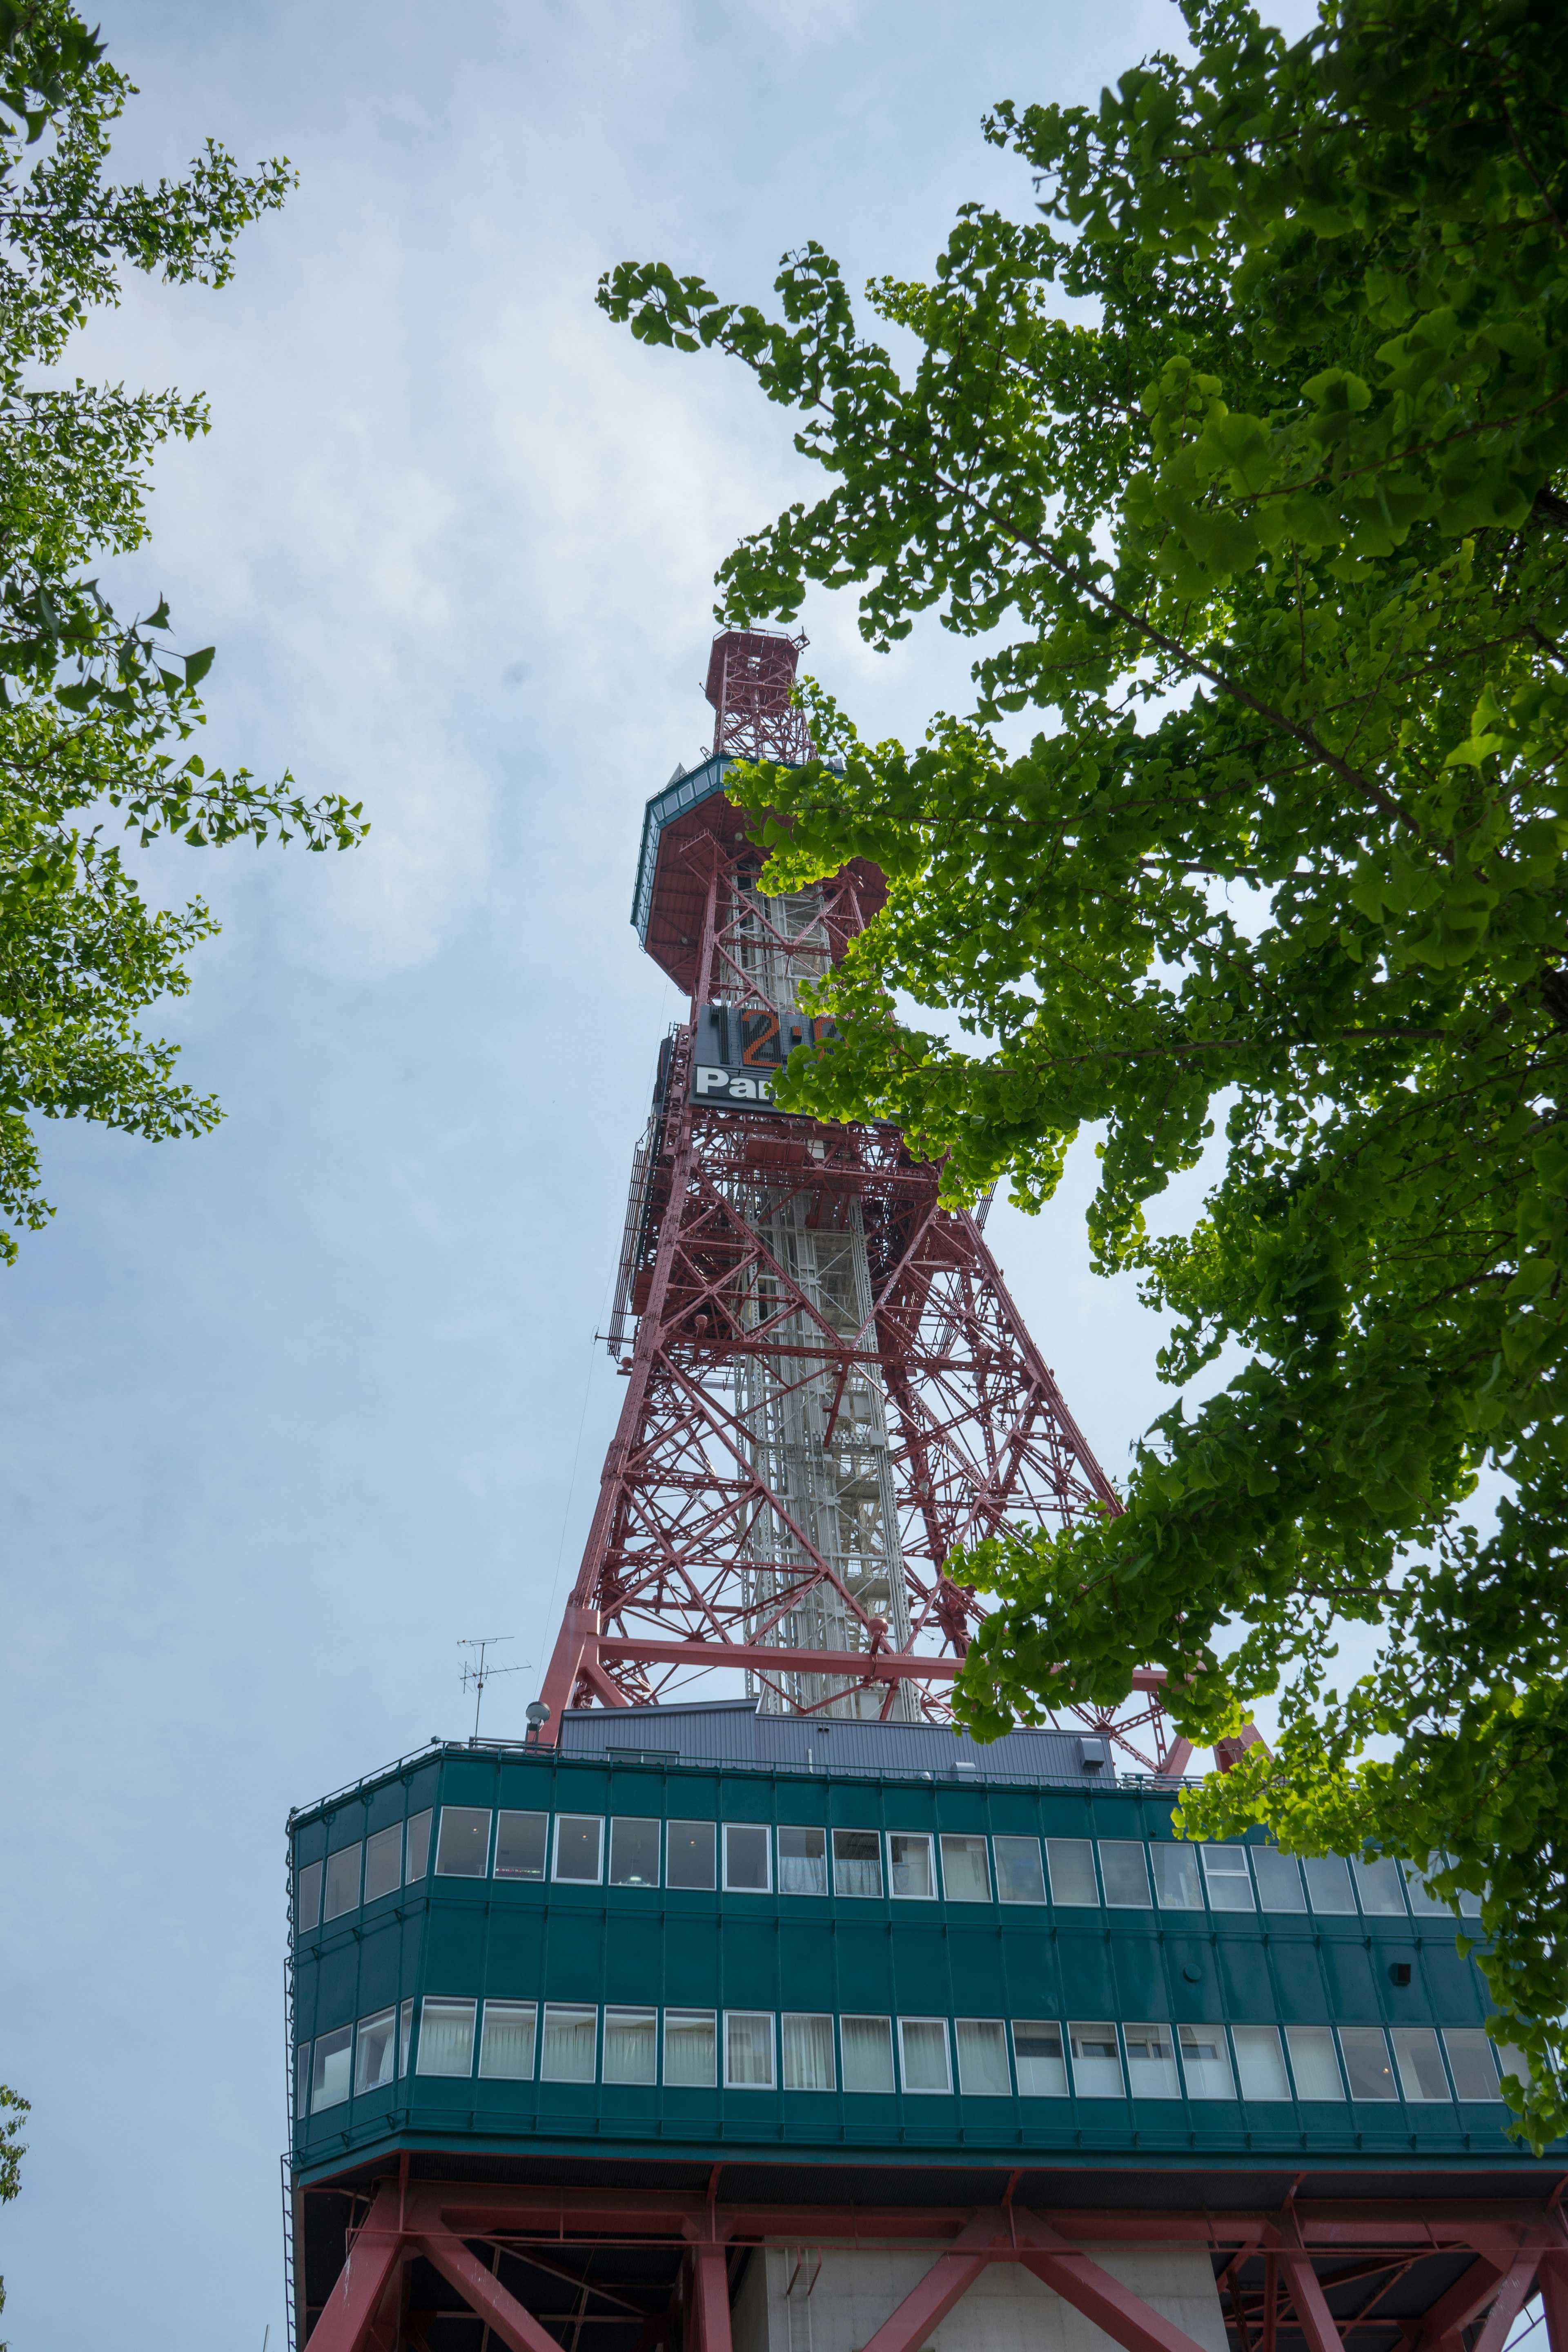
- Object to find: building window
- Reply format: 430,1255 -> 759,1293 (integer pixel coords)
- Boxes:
540,2004 -> 598,2081
405,1810 -> 432,1882
355,2008 -> 396,2094
1150,1844 -> 1202,1910
1443,2030 -> 1502,2101
1251,1849 -> 1305,1912
398,1999 -> 413,2078
782,2013 -> 835,2091
938,1834 -> 990,1903
1496,2042 -> 1534,2089
323,1844 -> 362,1922
666,1820 -> 716,1890
1200,1846 -> 1254,1911
663,2009 -> 717,2087
1391,2026 -> 1451,2102
1401,1862 -> 1451,1918
1339,2027 -> 1398,2100
1012,2020 -> 1068,2096
995,1837 -> 1047,1904
495,1811 -> 549,1880
1044,1838 -> 1096,1905
1285,2025 -> 1344,2100
888,1833 -> 935,1900
479,2000 -> 538,2080
955,2019 -> 1011,2097
1098,1842 -> 1151,1907
1351,1857 -> 1406,1916
1302,1855 -> 1355,1913
1123,2023 -> 1179,2097
363,1826 -> 402,1904
603,2007 -> 657,2084
778,1825 -> 827,1895
310,2026 -> 353,2111
1069,2022 -> 1124,2098
435,1808 -> 492,1878
898,2018 -> 952,2094
1232,2024 -> 1290,2100
295,2041 -> 310,2120
295,1859 -> 323,1934
723,1823 -> 771,1893
725,2011 -> 775,2088
608,1817 -> 661,1887
841,2015 -> 895,2094
416,1998 -> 477,2077
552,1815 -> 603,1884
832,1829 -> 883,1898
1178,2022 -> 1234,2099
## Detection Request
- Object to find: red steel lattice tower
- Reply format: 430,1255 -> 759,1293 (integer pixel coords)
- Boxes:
539,630 -> 1198,1771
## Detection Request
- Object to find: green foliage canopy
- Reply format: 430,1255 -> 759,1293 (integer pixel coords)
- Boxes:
601,0 -> 1568,2142
0,2082 -> 25,2347
0,2 -> 365,1257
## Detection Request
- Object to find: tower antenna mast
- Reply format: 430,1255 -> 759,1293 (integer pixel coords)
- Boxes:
458,1635 -> 524,1742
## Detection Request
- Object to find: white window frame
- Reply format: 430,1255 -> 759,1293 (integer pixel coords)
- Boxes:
1177,2020 -> 1235,2099
662,2007 -> 718,2087
1390,2025 -> 1453,2103
780,2011 -> 836,2092
404,1809 -> 433,1883
397,1998 -> 414,2078
954,2017 -> 1012,2096
724,2009 -> 777,2089
1442,2029 -> 1503,2102
1067,2020 -> 1125,2098
887,1830 -> 937,1901
551,1813 -> 605,1885
993,1835 -> 1049,1905
897,2015 -> 953,2094
602,2005 -> 659,2085
1010,2019 -> 1069,2097
1338,2025 -> 1399,2100
722,1821 -> 773,1893
1199,1844 -> 1256,1911
1123,2021 -> 1180,2098
434,1807 -> 493,1880
1284,2023 -> 1345,2100
937,1832 -> 992,1903
539,2001 -> 599,2083
354,2006 -> 397,2095
494,1809 -> 551,1882
310,2023 -> 354,2111
607,1815 -> 663,1889
1097,1841 -> 1152,1908
776,1824 -> 828,1896
665,1818 -> 717,1891
1043,1837 -> 1098,1906
839,2013 -> 896,2095
294,1858 -> 323,1935
322,1842 -> 363,1921
831,1827 -> 884,1899
478,1999 -> 539,2081
1231,2022 -> 1291,2101
415,1996 -> 478,2079
363,1824 -> 403,1904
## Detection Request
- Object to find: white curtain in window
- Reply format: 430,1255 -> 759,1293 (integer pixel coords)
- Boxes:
832,1834 -> 882,1898
1178,2023 -> 1234,2098
541,2005 -> 597,2082
356,2009 -> 396,2093
664,2012 -> 716,2087
900,2019 -> 950,2092
779,1852 -> 825,1895
1045,1840 -> 1096,1905
889,1836 -> 933,1898
939,1836 -> 989,1902
604,2009 -> 657,2084
1232,2024 -> 1290,2100
416,2000 -> 477,2078
956,2020 -> 1010,2096
480,2002 -> 537,2080
782,2013 -> 834,2091
841,2015 -> 894,2093
726,2012 -> 774,2086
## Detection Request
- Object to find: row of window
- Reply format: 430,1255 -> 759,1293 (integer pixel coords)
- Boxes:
295,1809 -> 1484,1931
298,2002 -> 1524,2117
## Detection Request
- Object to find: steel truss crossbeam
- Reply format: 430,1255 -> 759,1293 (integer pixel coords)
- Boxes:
298,2184 -> 1568,2352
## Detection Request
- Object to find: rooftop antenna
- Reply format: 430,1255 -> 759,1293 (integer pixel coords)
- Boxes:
458,1635 -> 525,1742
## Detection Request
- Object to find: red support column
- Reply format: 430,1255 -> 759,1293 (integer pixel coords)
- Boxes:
1469,2252 -> 1543,2352
1278,2253 -> 1341,2352
303,2184 -> 404,2352
1412,2258 -> 1506,2352
1539,2254 -> 1568,2352
694,2246 -> 734,2352
1014,2221 -> 1219,2352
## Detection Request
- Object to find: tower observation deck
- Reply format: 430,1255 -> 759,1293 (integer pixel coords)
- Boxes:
283,632 -> 1568,2352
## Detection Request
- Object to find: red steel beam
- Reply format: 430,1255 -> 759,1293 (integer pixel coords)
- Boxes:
416,2230 -> 564,2352
1011,2210 -> 1221,2352
595,1639 -> 1176,1692
1410,2258 -> 1506,2352
693,2245 -> 734,2352
1467,2250 -> 1543,2352
1279,2254 -> 1345,2352
302,2183 -> 405,2352
1540,2253 -> 1568,2352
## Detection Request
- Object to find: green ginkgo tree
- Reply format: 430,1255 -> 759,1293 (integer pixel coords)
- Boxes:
0,3 -> 365,1258
601,0 -> 1568,2142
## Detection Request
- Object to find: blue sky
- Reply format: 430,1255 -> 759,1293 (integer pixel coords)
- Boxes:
0,2 -> 1319,2343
